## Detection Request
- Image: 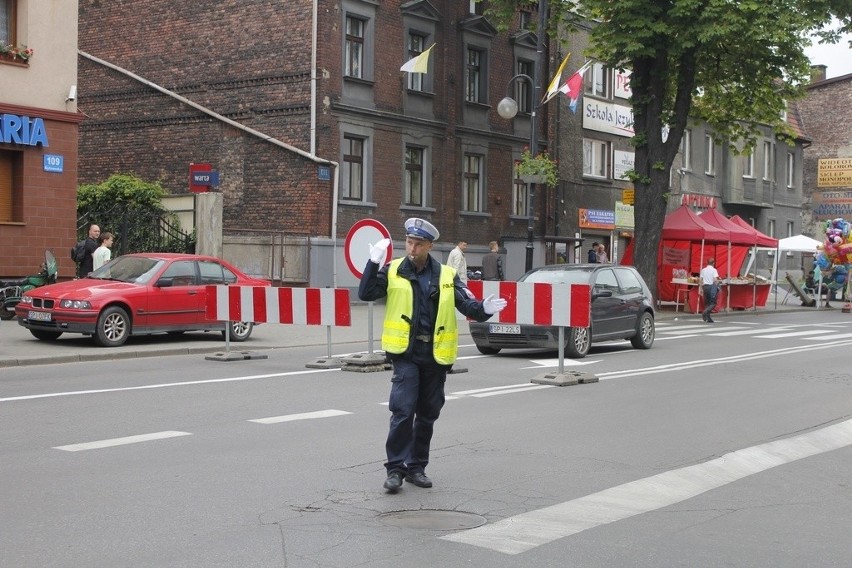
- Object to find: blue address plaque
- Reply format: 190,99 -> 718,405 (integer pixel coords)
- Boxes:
43,154 -> 64,173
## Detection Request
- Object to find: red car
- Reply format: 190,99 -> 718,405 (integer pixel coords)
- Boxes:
16,253 -> 270,347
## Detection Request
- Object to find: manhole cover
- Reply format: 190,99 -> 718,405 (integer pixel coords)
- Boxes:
378,510 -> 487,531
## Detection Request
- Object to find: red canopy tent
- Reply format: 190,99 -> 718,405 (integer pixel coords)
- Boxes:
729,215 -> 778,248
698,208 -> 756,279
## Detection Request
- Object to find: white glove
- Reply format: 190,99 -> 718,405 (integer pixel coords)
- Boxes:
482,294 -> 507,315
369,238 -> 391,264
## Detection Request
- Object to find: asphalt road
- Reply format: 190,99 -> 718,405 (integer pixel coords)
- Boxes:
3,307 -> 852,567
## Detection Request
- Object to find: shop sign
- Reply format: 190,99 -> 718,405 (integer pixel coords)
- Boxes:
579,208 -> 615,230
613,150 -> 634,180
680,193 -> 716,209
812,189 -> 852,220
615,201 -> 635,229
0,113 -> 49,147
614,70 -> 632,100
583,101 -> 634,137
817,158 -> 852,188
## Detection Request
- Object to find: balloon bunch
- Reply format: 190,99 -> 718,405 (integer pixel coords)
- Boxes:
819,218 -> 852,267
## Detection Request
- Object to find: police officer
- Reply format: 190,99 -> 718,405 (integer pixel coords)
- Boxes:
358,218 -> 507,493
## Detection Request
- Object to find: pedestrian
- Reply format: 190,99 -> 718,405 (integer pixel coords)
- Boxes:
587,242 -> 599,263
78,224 -> 101,277
596,242 -> 609,264
481,241 -> 503,281
700,257 -> 721,323
358,218 -> 507,493
93,231 -> 114,271
446,240 -> 468,283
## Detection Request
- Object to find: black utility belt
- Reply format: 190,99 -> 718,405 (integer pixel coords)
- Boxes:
414,334 -> 432,343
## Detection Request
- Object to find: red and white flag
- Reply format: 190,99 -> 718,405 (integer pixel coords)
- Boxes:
558,60 -> 592,113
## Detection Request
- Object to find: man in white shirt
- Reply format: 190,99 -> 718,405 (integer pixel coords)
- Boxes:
446,241 -> 468,283
700,257 -> 721,323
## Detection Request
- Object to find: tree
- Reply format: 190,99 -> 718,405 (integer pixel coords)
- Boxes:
77,174 -> 194,255
485,0 -> 851,295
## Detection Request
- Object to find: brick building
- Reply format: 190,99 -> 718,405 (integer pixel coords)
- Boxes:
1,0 -> 81,280
797,67 -> 852,239
77,0 -> 556,286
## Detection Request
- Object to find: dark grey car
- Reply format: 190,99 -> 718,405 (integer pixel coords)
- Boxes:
469,264 -> 655,358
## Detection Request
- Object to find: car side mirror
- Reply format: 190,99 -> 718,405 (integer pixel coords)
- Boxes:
155,278 -> 173,288
593,289 -> 613,299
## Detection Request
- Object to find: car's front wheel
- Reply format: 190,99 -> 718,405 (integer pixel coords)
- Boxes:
475,344 -> 501,355
564,326 -> 591,358
30,329 -> 62,341
630,312 -> 655,349
222,321 -> 253,342
94,306 -> 131,347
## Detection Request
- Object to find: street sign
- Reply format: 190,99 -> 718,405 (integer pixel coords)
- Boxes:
344,219 -> 392,279
622,188 -> 635,205
189,163 -> 212,193
192,171 -> 219,186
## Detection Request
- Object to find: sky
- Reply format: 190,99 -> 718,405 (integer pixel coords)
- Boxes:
803,31 -> 852,79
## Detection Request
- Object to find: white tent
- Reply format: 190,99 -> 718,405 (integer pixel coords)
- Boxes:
772,234 -> 824,308
778,234 -> 822,253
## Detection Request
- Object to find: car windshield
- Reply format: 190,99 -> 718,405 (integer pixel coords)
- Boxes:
521,267 -> 593,285
89,256 -> 165,284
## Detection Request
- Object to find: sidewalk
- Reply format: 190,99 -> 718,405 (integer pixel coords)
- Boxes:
0,294 -> 833,368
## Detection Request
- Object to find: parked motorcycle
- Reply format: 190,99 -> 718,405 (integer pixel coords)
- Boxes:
0,250 -> 58,320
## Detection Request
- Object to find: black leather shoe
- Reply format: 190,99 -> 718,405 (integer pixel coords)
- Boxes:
405,471 -> 433,488
383,471 -> 403,493
706,317 -> 715,323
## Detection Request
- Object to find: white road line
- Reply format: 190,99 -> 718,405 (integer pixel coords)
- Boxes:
654,334 -> 701,341
0,369 -> 336,403
754,329 -> 829,338
708,327 -> 790,336
441,418 -> 852,555
249,409 -> 351,424
525,358 -> 600,368
471,385 -> 554,397
451,383 -> 532,396
54,431 -> 191,452
658,326 -> 742,335
804,332 -> 852,341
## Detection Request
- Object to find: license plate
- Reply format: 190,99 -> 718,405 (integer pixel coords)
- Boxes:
489,323 -> 520,334
28,310 -> 52,322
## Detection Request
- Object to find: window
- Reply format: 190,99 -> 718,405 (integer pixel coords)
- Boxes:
516,59 -> 533,114
469,0 -> 484,14
787,221 -> 794,238
512,177 -> 528,216
462,154 -> 483,212
582,139 -> 608,178
704,135 -> 715,175
162,261 -> 197,286
0,0 -> 15,45
519,10 -> 532,29
406,33 -> 426,91
681,129 -> 692,170
465,48 -> 486,103
404,146 -> 424,206
0,150 -> 19,222
199,261 -> 238,285
614,268 -> 643,295
342,135 -> 365,200
344,16 -> 365,78
584,63 -> 610,98
743,150 -> 754,178
786,152 -> 794,188
763,141 -> 773,181
767,219 -> 776,238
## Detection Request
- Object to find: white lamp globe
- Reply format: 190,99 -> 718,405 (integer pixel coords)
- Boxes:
497,97 -> 519,119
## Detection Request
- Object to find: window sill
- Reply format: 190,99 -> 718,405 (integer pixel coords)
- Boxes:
338,200 -> 377,208
460,211 -> 491,219
0,57 -> 30,68
464,101 -> 492,110
400,204 -> 436,213
343,76 -> 375,87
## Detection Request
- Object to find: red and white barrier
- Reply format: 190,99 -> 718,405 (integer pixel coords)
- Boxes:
466,281 -> 591,328
205,286 -> 351,326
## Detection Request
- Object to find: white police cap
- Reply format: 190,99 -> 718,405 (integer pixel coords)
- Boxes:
404,217 -> 439,241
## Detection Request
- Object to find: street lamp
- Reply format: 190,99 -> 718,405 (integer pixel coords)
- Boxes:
496,0 -> 547,273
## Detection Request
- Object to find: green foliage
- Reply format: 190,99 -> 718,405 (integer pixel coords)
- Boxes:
516,148 -> 559,188
77,174 -> 195,255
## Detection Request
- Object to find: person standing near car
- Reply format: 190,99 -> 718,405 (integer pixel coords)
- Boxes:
358,218 -> 507,493
596,242 -> 609,264
481,241 -> 503,281
446,240 -> 468,283
700,257 -> 721,323
93,232 -> 114,270
78,224 -> 100,277
588,242 -> 599,263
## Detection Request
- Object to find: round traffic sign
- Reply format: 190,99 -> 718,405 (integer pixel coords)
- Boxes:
344,219 -> 393,279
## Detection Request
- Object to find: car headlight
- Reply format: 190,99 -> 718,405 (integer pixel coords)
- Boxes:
20,296 -> 33,305
60,299 -> 92,309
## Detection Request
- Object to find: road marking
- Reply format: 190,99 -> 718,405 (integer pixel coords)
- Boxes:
754,329 -> 829,338
804,332 -> 852,341
471,385 -> 553,397
441,418 -> 852,555
0,369 -> 337,403
708,327 -> 790,336
658,326 -> 742,334
451,383 -> 532,396
249,409 -> 351,424
54,431 -> 191,452
525,358 -> 600,368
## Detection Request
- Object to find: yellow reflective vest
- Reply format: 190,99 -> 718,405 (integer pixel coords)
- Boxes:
382,258 -> 459,365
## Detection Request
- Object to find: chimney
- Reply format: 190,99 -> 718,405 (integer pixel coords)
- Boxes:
810,64 -> 827,83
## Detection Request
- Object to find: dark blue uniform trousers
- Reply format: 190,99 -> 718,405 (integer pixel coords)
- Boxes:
385,341 -> 448,475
